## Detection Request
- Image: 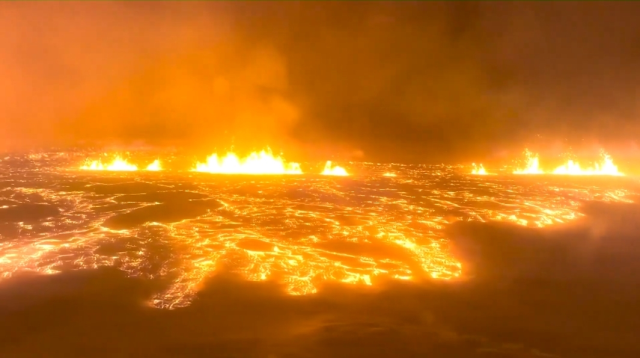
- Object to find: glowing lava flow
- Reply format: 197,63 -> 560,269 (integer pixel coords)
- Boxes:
321,161 -> 349,176
513,149 -> 544,174
553,151 -> 623,176
146,160 -> 162,171
1,157 -> 636,310
471,163 -> 488,175
193,149 -> 302,174
80,156 -> 138,171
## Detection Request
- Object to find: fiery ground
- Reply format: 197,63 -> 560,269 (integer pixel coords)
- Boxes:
0,152 -> 635,310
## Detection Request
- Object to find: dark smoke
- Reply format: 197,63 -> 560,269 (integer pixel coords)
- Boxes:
2,2 -> 640,163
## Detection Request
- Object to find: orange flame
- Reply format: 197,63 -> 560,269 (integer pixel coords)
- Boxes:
513,149 -> 544,174
193,149 -> 302,174
471,163 -> 488,175
321,161 -> 348,176
80,156 -> 138,171
146,160 -> 162,171
553,151 -> 623,176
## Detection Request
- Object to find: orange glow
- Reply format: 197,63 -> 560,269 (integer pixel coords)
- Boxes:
146,159 -> 162,171
513,149 -> 544,174
471,163 -> 488,175
553,151 -> 623,176
3,155 -> 636,310
382,172 -> 397,177
321,161 -> 348,176
80,156 -> 138,171
193,149 -> 302,174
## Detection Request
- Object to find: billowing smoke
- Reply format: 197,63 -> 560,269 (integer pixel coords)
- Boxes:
2,2 -> 640,163
0,3 -> 298,155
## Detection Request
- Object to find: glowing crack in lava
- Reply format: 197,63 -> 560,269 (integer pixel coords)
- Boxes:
80,156 -> 138,171
553,151 -> 623,176
471,163 -> 488,175
513,149 -> 544,174
321,161 -> 348,176
0,156 -> 635,310
193,149 -> 302,174
146,159 -> 162,171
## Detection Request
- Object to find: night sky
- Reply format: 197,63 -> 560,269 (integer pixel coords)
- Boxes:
2,2 -> 640,163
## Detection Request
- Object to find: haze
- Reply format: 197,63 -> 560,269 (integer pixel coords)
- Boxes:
3,2 -> 640,162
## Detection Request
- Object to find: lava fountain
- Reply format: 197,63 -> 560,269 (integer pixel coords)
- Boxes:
513,149 -> 544,174
471,163 -> 488,175
80,156 -> 138,171
553,151 -> 623,176
146,160 -> 162,171
321,161 -> 349,176
193,149 -> 302,174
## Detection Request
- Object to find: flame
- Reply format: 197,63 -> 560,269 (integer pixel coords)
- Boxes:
471,163 -> 488,175
146,160 -> 162,171
193,149 -> 302,174
553,151 -> 623,176
321,161 -> 348,176
80,156 -> 138,171
382,172 -> 397,177
513,149 -> 544,174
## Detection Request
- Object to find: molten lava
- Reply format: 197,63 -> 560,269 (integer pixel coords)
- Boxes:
146,160 -> 162,171
321,161 -> 348,176
553,151 -> 623,176
3,154 -> 636,310
513,149 -> 544,174
471,163 -> 488,175
80,156 -> 138,171
193,149 -> 302,174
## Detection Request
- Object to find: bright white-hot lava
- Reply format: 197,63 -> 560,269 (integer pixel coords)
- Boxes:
321,161 -> 348,176
80,156 -> 138,171
553,151 -> 623,176
471,163 -> 488,175
511,149 -> 624,176
513,149 -> 544,174
146,160 -> 162,171
193,149 -> 302,174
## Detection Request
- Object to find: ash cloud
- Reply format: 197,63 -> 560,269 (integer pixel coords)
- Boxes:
2,3 -> 640,162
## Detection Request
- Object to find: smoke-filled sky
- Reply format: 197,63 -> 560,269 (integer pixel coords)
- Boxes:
2,2 -> 640,163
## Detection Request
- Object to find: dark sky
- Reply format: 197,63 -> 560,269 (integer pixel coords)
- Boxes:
2,2 -> 640,163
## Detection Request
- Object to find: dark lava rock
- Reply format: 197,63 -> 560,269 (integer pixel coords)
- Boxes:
113,191 -> 208,203
0,199 -> 18,206
102,199 -> 223,230
92,237 -> 140,256
91,203 -> 142,214
88,182 -> 170,195
234,238 -> 277,252
55,181 -> 92,192
0,204 -> 60,223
